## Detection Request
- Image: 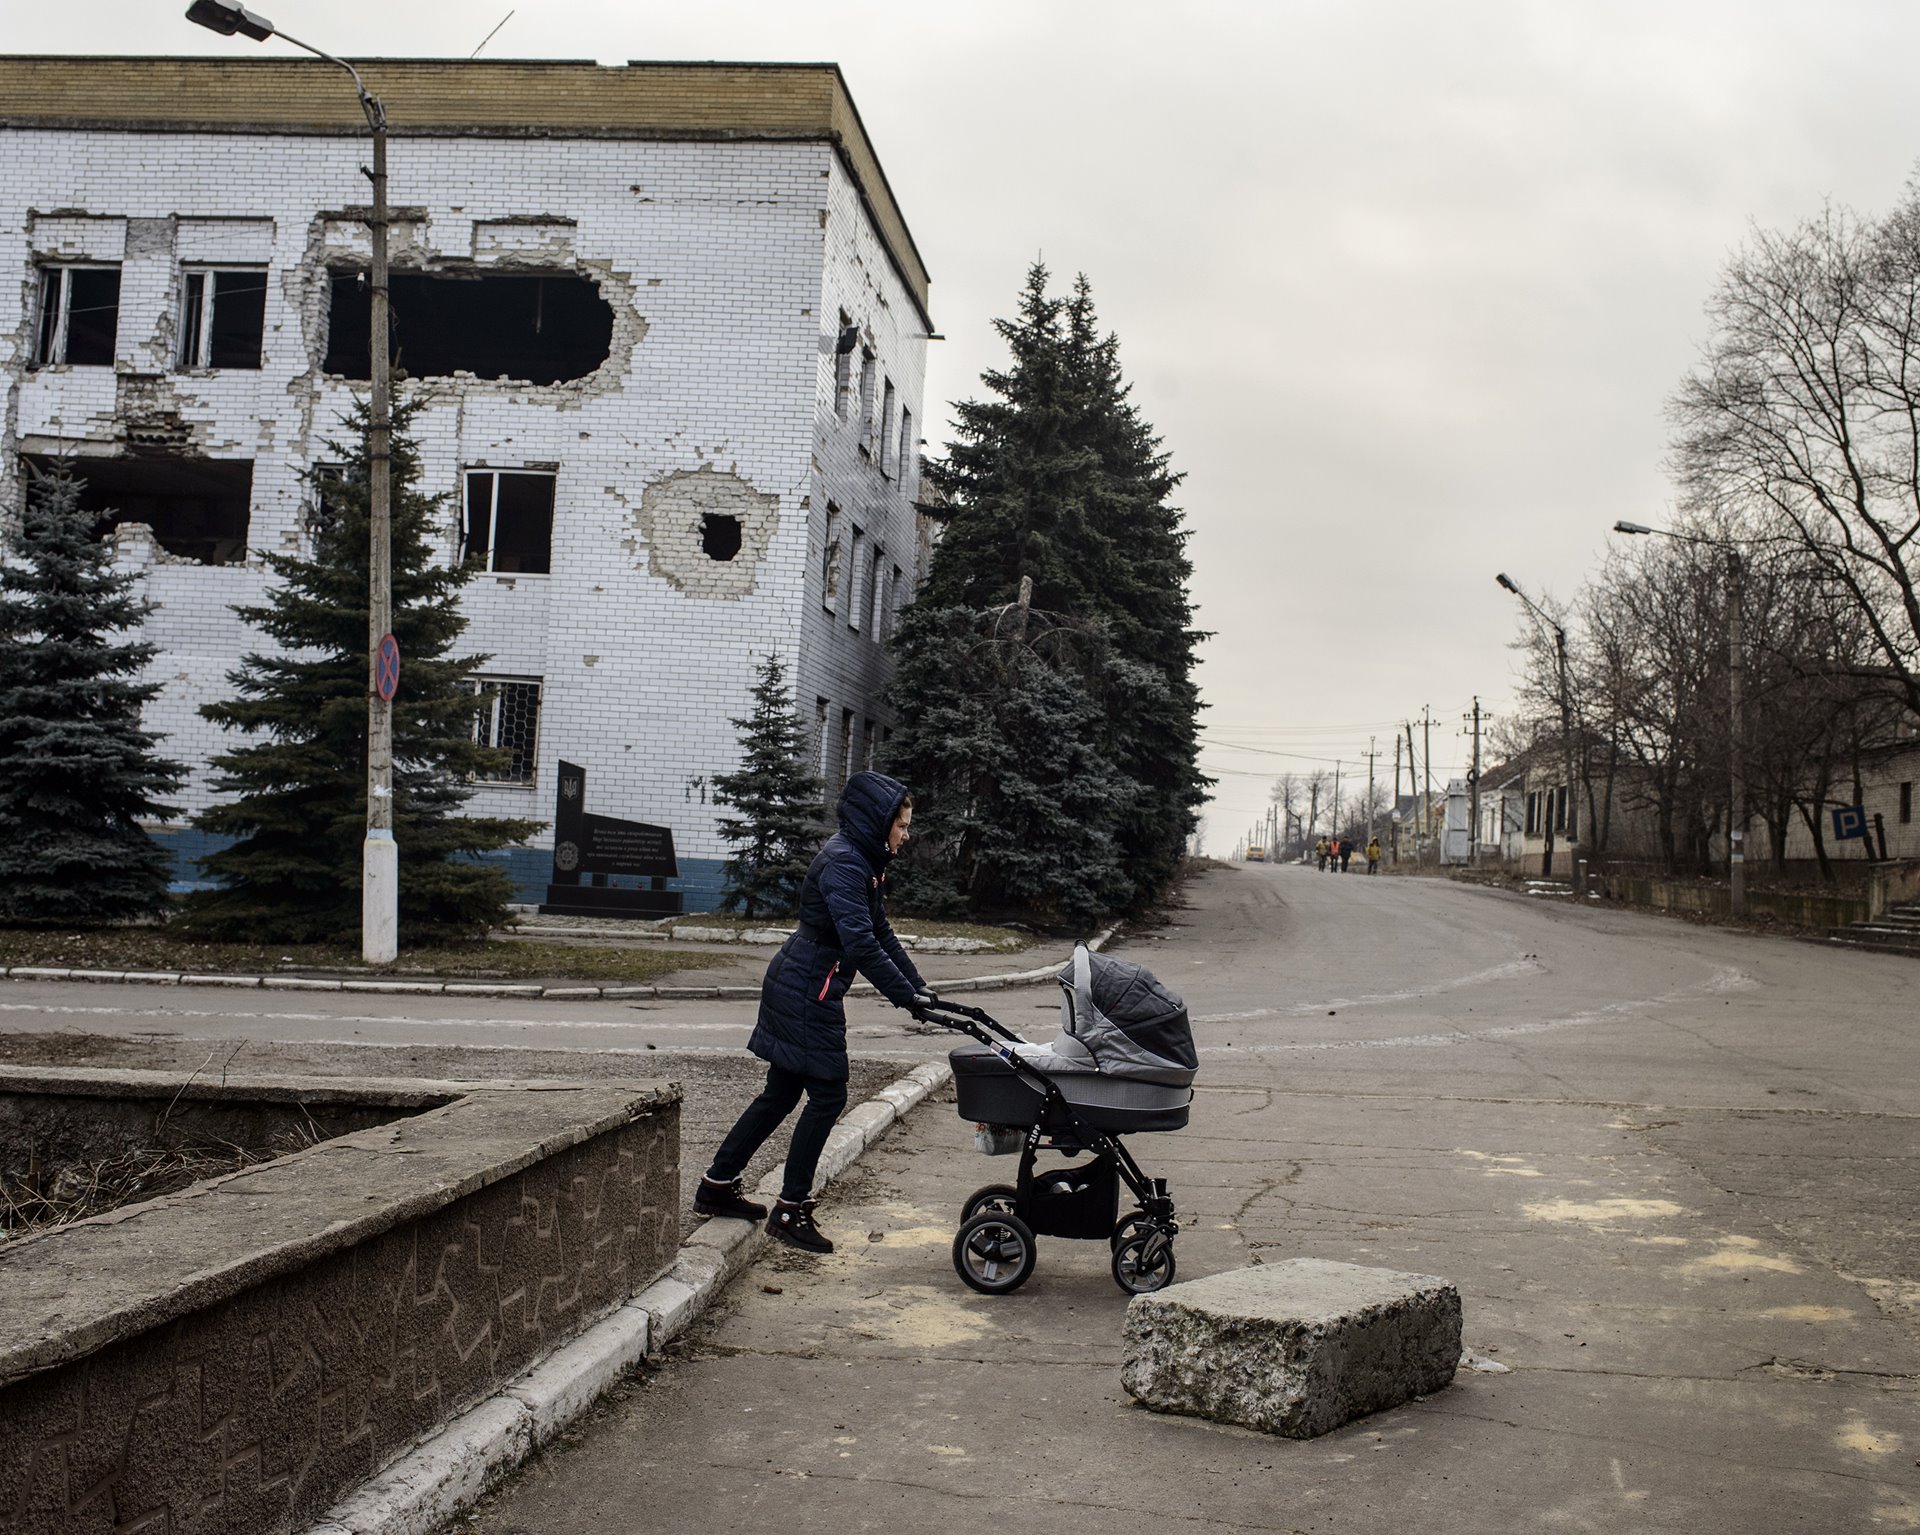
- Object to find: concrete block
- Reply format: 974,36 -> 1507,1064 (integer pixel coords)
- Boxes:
504,1305 -> 651,1443
179,973 -> 261,988
657,986 -> 721,1000
264,976 -> 344,991
635,1274 -> 701,1344
837,1100 -> 896,1146
120,971 -> 182,984
9,967 -> 72,980
599,985 -> 658,999
816,1123 -> 866,1182
340,979 -> 445,995
323,1395 -> 533,1535
540,986 -> 603,1000
68,969 -> 127,982
1120,1260 -> 1461,1439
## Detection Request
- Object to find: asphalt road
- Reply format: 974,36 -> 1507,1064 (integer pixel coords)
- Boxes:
5,863 -> 1918,1529
462,861 -> 1920,1534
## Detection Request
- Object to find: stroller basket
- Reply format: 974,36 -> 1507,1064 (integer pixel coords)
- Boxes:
951,1043 -> 1192,1133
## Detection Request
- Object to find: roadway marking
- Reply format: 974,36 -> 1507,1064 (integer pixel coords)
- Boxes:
1193,957 -> 1546,1022
1198,966 -> 1757,1053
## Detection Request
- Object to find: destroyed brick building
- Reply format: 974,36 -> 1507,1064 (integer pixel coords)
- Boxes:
0,57 -> 936,906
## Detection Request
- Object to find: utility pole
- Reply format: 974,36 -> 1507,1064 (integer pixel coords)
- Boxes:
1421,706 -> 1433,848
1332,761 -> 1342,841
1728,551 -> 1746,917
1366,737 -> 1377,846
1390,734 -> 1401,865
1469,697 -> 1482,864
1405,720 -> 1418,848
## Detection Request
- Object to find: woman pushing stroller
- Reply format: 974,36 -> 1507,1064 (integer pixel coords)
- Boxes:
695,770 -> 935,1254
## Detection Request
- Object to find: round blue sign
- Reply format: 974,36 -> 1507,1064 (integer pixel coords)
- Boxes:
376,633 -> 401,701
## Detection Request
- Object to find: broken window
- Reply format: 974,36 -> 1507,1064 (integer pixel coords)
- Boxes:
857,349 -> 876,452
179,268 -> 268,370
838,708 -> 855,793
22,452 -> 251,565
869,549 -> 889,639
463,470 -> 554,575
35,266 -> 120,366
846,526 -> 865,630
701,513 -> 742,562
472,677 -> 542,785
815,697 -> 830,780
821,503 -> 842,612
880,379 -> 897,476
326,269 -> 613,385
898,407 -> 914,494
834,311 -> 854,419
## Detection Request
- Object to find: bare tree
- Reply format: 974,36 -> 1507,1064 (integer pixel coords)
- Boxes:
1673,191 -> 1920,719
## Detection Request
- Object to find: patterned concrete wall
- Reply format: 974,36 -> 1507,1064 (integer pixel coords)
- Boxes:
0,1095 -> 678,1535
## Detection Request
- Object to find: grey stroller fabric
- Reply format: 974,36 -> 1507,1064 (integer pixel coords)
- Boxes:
1013,945 -> 1198,1088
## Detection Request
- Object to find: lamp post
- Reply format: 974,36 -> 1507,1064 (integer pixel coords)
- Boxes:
185,1 -> 396,961
1496,573 -> 1578,879
1613,520 -> 1745,918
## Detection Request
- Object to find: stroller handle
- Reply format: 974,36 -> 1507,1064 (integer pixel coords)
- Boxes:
915,996 -> 1024,1045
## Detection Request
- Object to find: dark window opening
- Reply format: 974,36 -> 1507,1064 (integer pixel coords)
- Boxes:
463,470 -> 554,574
35,266 -> 121,367
326,269 -> 613,385
23,452 -> 251,565
701,513 -> 742,561
180,269 -> 267,370
473,678 -> 542,785
1902,781 -> 1913,825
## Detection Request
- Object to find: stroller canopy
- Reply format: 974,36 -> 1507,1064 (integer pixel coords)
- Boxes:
1015,945 -> 1197,1086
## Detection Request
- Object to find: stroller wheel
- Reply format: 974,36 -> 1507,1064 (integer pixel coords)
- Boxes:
1110,1213 -> 1151,1252
1112,1231 -> 1177,1295
953,1211 -> 1037,1295
962,1183 -> 1020,1224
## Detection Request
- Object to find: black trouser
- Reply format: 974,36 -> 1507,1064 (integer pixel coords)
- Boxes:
707,1061 -> 849,1204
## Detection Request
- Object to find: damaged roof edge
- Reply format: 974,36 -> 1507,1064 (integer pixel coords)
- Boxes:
0,55 -> 932,325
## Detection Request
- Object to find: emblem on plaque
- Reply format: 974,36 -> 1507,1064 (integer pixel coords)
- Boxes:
555,840 -> 581,872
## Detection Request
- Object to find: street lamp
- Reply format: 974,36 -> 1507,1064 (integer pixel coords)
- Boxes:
1612,520 -> 1746,918
185,1 -> 397,962
1496,572 -> 1578,879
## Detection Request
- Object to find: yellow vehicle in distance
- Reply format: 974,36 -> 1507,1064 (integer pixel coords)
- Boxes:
1244,846 -> 1268,861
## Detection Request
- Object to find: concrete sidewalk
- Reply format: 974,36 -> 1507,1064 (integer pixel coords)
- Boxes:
460,1088 -> 1920,1533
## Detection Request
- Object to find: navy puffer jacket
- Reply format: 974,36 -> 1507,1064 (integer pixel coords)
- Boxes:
746,770 -> 927,1081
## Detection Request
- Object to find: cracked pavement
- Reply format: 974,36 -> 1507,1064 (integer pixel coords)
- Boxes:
444,863 -> 1920,1532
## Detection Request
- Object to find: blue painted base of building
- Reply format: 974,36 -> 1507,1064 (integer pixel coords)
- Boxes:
155,830 -> 729,916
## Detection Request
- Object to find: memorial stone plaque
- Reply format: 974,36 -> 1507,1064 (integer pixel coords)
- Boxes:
541,760 -> 683,918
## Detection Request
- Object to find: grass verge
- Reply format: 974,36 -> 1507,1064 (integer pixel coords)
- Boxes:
0,927 -> 733,984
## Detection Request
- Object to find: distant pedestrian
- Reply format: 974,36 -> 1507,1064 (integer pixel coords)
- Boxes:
1315,836 -> 1328,872
1366,836 -> 1381,874
1339,839 -> 1353,873
695,770 -> 935,1254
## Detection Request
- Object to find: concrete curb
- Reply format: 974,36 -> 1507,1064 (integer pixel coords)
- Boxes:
0,927 -> 1115,1002
299,1057 -> 953,1535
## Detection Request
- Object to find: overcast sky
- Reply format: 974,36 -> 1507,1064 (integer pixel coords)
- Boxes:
14,1 -> 1920,853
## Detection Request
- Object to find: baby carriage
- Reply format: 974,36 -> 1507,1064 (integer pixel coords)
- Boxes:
917,944 -> 1197,1296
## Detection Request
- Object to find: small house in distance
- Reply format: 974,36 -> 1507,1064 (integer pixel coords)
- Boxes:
0,56 -> 937,907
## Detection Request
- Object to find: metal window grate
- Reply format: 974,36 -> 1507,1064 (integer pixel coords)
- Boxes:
473,678 -> 541,784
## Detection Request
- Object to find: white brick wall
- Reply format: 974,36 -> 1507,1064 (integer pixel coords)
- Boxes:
0,125 -> 929,899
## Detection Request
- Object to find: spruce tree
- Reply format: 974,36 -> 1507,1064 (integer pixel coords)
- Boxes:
0,464 -> 183,923
887,264 -> 1205,922
185,398 -> 538,942
711,652 -> 826,919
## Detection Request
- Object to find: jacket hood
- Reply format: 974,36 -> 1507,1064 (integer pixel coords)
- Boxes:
837,770 -> 909,866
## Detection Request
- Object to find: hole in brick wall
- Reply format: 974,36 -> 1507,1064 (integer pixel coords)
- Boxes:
701,513 -> 742,562
22,452 -> 252,565
324,268 -> 614,385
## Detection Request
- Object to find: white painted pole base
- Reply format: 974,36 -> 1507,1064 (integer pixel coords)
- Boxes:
363,830 -> 399,963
